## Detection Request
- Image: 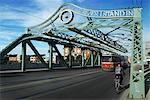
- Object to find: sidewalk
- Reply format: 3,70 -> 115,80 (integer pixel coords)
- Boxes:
119,68 -> 150,100
119,88 -> 129,100
119,68 -> 130,100
146,89 -> 150,100
119,87 -> 150,100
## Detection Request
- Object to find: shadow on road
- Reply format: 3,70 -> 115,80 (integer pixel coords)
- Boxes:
116,84 -> 129,94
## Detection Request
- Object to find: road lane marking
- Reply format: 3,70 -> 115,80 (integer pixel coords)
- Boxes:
0,70 -> 101,91
18,73 -> 108,99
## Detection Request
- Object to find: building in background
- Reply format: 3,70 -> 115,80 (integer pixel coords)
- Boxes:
145,42 -> 150,66
64,46 -> 82,60
5,54 -> 46,63
64,47 -> 69,60
30,54 -> 45,63
145,41 -> 150,56
64,46 -> 92,60
8,54 -> 18,62
84,49 -> 90,60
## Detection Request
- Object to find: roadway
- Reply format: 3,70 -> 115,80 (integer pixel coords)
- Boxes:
0,68 -> 130,100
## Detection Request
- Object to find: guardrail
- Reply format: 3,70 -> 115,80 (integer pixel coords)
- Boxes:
144,66 -> 150,76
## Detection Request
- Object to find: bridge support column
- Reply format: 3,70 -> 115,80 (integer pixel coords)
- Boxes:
82,49 -> 84,67
129,8 -> 145,99
98,52 -> 101,67
53,45 -> 68,68
48,43 -> 52,69
27,40 -> 46,64
21,41 -> 26,72
84,50 -> 91,67
68,47 -> 72,68
91,50 -> 94,67
94,52 -> 98,66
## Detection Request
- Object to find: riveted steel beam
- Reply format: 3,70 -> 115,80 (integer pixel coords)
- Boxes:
27,40 -> 46,64
68,27 -> 127,53
129,8 -> 145,99
21,41 -> 26,72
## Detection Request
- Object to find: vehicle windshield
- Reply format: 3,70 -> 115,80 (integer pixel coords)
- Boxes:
102,56 -> 121,62
102,56 -> 112,62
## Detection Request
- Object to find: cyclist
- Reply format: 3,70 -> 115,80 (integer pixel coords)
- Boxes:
115,63 -> 125,85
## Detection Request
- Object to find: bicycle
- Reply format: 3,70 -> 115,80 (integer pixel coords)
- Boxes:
114,75 -> 121,93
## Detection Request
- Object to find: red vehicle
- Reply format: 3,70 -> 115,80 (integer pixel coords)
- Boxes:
101,54 -> 128,71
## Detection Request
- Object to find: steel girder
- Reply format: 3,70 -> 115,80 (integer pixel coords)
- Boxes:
129,8 -> 145,99
0,3 -> 145,99
0,34 -> 32,59
27,5 -> 132,54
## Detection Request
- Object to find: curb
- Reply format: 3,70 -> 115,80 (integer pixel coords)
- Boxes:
146,89 -> 150,100
120,89 -> 150,100
119,88 -> 129,100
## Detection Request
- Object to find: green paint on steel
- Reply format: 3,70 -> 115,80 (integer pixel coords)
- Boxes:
91,51 -> 94,67
48,43 -> 52,69
21,41 -> 26,72
0,3 -> 146,99
98,52 -> 101,66
129,8 -> 145,99
82,50 -> 85,67
94,52 -> 98,65
68,47 -> 72,68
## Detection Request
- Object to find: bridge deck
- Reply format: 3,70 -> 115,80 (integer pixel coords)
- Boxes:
0,68 -> 131,100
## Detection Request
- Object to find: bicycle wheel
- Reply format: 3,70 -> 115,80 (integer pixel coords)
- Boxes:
115,79 -> 120,93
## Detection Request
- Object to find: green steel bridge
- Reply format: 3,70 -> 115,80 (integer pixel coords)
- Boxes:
0,3 -> 149,99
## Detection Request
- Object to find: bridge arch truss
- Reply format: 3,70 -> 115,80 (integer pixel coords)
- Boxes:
0,3 -> 147,99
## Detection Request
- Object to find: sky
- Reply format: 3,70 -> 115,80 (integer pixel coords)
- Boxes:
0,0 -> 149,55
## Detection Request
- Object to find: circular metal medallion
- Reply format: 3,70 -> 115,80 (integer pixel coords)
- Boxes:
60,10 -> 74,24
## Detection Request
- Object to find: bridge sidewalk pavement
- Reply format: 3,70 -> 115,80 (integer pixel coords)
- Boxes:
119,69 -> 149,100
120,89 -> 150,100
